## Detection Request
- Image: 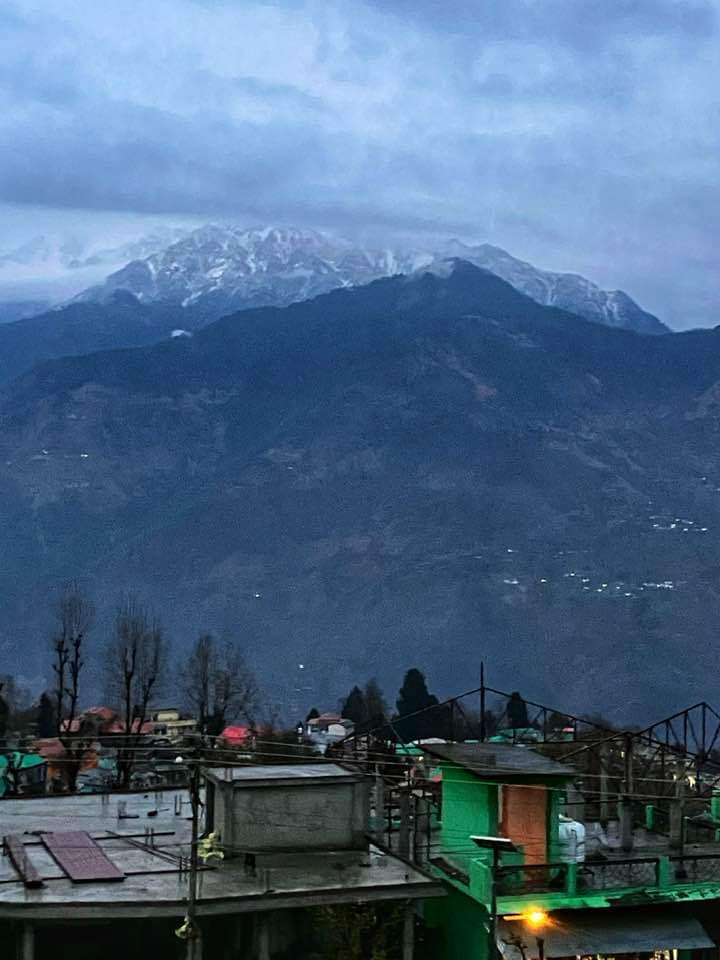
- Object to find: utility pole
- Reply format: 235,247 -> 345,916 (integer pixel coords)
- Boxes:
186,755 -> 203,960
480,662 -> 486,742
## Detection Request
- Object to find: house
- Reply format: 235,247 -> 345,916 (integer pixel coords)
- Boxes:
0,760 -> 444,959
151,707 -> 198,741
421,741 -> 720,959
304,713 -> 354,753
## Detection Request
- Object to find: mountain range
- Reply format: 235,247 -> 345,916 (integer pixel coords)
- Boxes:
82,224 -> 668,335
0,226 -> 667,389
0,260 -> 716,718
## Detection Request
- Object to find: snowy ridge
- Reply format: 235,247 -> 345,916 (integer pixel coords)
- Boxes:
79,225 -> 667,334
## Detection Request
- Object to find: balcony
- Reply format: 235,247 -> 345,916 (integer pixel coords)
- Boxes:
493,852 -> 720,907
496,857 -> 658,896
430,849 -> 720,914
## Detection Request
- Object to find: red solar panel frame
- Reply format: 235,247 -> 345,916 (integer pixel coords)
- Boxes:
42,831 -> 125,883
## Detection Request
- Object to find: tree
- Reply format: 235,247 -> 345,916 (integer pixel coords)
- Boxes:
363,678 -> 387,733
340,679 -> 388,735
306,707 -> 320,722
37,693 -> 56,738
0,701 -> 7,742
507,691 -> 529,730
51,582 -> 95,791
341,686 -> 367,726
0,680 -> 8,740
0,675 -> 32,738
395,668 -> 449,741
180,633 -> 258,737
106,598 -> 167,787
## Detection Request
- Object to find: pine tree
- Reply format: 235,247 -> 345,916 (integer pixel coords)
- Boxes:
363,678 -> 387,733
395,668 -> 444,741
341,686 -> 367,726
0,688 -> 8,739
37,693 -> 56,738
507,691 -> 529,729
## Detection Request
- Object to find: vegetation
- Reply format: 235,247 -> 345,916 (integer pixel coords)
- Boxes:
179,633 -> 258,736
51,582 -> 95,792
105,598 -> 168,787
310,903 -> 405,960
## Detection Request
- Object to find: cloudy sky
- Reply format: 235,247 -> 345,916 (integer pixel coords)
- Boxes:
1,0 -> 718,328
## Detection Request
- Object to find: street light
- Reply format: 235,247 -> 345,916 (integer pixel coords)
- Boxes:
470,835 -> 518,959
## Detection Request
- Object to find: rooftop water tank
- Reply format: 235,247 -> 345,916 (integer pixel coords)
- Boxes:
558,814 -> 586,863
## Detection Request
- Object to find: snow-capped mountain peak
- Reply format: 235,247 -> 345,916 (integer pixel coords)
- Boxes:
77,224 -> 667,334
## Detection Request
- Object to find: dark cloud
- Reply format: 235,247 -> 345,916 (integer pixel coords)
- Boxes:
0,0 -> 718,328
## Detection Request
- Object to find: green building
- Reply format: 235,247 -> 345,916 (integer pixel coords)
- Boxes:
421,742 -> 720,958
0,751 -> 46,797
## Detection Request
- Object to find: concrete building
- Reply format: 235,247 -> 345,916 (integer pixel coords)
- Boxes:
205,763 -> 368,854
0,763 -> 444,959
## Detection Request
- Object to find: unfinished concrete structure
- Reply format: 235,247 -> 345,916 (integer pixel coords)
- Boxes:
205,763 -> 368,853
0,766 -> 443,959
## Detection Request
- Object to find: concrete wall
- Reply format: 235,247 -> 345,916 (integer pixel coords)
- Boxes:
218,778 -> 368,853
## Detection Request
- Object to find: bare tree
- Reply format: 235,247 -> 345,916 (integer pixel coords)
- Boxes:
180,633 -> 258,737
106,597 -> 167,788
51,582 -> 95,791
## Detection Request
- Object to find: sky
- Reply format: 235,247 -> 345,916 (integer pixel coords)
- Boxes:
0,0 -> 718,328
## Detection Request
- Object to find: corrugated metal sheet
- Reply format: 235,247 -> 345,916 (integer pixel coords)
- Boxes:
421,743 -> 574,779
42,831 -> 125,883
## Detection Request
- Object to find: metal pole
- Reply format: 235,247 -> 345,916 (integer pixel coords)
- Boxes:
399,791 -> 411,859
490,846 -> 499,960
402,901 -> 414,960
480,663 -> 486,742
537,937 -> 545,960
186,759 -> 202,960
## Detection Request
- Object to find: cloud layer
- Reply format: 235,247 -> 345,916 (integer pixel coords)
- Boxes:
1,0 -> 718,327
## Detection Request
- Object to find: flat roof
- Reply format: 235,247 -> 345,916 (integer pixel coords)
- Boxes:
420,742 -> 575,779
206,763 -> 358,783
0,837 -> 443,918
0,788 -> 193,837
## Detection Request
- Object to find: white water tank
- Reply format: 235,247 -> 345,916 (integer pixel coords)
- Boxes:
558,815 -> 586,863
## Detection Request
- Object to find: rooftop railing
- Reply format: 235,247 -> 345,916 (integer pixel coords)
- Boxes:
495,852 -> 720,898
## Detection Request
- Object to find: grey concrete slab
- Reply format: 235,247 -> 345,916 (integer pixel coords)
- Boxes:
208,764 -> 356,782
0,789 -> 193,838
0,843 -> 443,919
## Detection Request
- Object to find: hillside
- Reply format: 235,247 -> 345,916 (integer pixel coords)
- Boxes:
0,262 -> 716,718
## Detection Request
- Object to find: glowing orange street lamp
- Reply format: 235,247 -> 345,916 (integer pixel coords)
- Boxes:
502,908 -> 549,960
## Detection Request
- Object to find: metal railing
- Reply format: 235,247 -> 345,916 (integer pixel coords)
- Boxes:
670,853 -> 720,884
496,862 -> 568,895
578,857 -> 659,890
496,857 -> 663,896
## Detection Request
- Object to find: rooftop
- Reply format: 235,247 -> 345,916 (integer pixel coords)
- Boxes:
0,788 -> 192,837
206,762 -> 359,784
0,787 -> 443,919
421,742 -> 575,780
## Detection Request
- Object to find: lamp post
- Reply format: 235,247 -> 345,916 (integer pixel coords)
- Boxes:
470,835 -> 518,959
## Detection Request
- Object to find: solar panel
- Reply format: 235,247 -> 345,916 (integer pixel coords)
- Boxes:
42,831 -> 125,883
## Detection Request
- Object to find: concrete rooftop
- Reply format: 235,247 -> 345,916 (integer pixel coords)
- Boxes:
0,788 -> 444,919
206,763 -> 357,783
